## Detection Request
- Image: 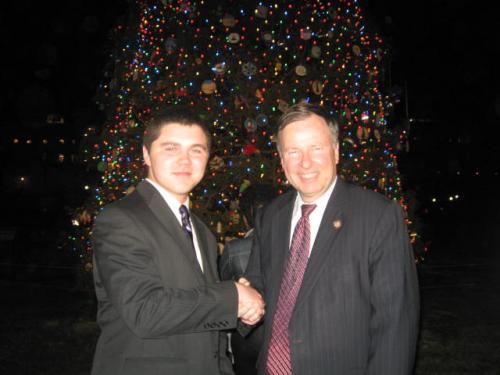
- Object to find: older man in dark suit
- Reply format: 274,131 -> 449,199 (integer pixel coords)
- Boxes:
244,103 -> 419,374
91,109 -> 265,375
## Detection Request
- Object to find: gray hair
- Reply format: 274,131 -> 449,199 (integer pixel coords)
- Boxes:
275,103 -> 339,154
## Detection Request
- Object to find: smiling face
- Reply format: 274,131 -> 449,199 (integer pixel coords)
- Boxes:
279,114 -> 339,203
143,123 -> 209,203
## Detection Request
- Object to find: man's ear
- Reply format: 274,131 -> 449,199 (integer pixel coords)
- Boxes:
143,146 -> 151,167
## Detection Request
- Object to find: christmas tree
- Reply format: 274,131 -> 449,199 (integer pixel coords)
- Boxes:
70,0 -> 418,273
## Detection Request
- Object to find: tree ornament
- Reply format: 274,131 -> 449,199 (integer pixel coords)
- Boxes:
228,209 -> 241,225
311,80 -> 324,95
201,80 -> 217,94
227,32 -> 240,44
97,161 -> 107,172
295,65 -> 307,77
209,155 -> 225,171
244,117 -> 257,132
256,114 -> 269,127
213,62 -> 227,75
255,5 -> 268,18
352,45 -> 361,56
262,32 -> 273,43
311,45 -> 322,59
242,62 -> 257,77
239,179 -> 251,193
374,128 -> 381,141
222,14 -> 236,27
278,99 -> 289,112
300,29 -> 312,40
378,177 -> 386,190
356,126 -> 364,140
255,88 -> 264,99
165,37 -> 177,54
234,94 -> 248,108
242,143 -> 259,155
343,137 -> 355,145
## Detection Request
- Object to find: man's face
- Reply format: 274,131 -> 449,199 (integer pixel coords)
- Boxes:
279,114 -> 339,203
143,123 -> 209,203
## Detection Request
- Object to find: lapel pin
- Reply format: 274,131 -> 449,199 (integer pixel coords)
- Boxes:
332,219 -> 342,230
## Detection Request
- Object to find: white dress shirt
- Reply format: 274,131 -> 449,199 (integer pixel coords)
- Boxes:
146,178 -> 204,272
289,177 -> 337,256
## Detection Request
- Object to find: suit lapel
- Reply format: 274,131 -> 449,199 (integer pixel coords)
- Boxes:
136,181 -> 205,279
294,180 -> 347,311
267,193 -> 296,321
191,215 -> 215,282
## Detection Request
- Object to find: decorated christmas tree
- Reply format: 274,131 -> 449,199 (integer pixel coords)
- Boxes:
70,0 -> 418,273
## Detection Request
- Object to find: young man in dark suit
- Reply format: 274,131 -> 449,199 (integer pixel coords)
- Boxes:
244,103 -> 420,374
91,109 -> 265,375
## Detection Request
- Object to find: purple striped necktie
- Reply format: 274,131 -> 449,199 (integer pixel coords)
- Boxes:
266,204 -> 316,375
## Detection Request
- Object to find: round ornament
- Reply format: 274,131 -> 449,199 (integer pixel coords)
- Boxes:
352,45 -> 361,56
255,5 -> 268,18
242,62 -> 257,77
295,65 -> 307,77
311,80 -> 324,95
244,117 -> 257,132
262,32 -> 273,43
213,62 -> 226,75
311,45 -> 321,59
227,32 -> 240,44
222,14 -> 236,27
201,80 -> 217,94
300,29 -> 312,40
97,161 -> 107,172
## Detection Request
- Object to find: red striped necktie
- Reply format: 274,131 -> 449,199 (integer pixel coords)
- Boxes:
266,204 -> 316,375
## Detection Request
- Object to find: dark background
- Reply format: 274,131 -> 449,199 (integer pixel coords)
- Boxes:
1,1 -> 499,374
2,0 -> 499,261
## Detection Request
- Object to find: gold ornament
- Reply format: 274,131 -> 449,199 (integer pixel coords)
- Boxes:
311,45 -> 321,59
222,14 -> 236,27
311,80 -> 324,95
227,32 -> 240,44
201,80 -> 217,94
295,65 -> 307,76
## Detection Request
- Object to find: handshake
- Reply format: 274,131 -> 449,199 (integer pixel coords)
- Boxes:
234,278 -> 265,325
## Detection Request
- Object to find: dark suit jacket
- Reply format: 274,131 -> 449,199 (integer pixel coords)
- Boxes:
245,179 -> 420,375
219,233 -> 264,375
91,180 -> 238,375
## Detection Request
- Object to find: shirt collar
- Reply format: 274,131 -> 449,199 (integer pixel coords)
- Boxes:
294,176 -> 337,212
145,178 -> 190,218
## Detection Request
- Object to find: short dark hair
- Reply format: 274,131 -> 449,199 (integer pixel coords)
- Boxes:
276,103 -> 339,153
240,184 -> 276,228
142,108 -> 211,151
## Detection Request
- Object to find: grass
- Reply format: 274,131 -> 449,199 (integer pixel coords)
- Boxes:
1,252 -> 499,375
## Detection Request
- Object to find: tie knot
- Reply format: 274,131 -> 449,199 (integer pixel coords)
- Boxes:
301,204 -> 316,218
179,204 -> 190,220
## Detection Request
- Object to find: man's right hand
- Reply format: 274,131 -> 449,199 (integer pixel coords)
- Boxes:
235,280 -> 265,325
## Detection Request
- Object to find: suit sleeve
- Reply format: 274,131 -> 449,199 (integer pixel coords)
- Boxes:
92,206 -> 239,339
367,201 -> 420,375
242,210 -> 265,294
